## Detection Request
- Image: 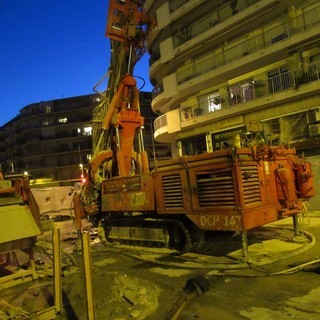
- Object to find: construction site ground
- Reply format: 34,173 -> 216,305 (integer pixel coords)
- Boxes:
1,213 -> 320,320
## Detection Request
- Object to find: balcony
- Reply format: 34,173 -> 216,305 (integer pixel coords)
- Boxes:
150,0 -> 276,83
154,110 -> 182,143
152,4 -> 320,113
153,62 -> 320,141
154,114 -> 169,143
177,8 -> 320,86
180,63 -> 320,124
172,0 -> 260,48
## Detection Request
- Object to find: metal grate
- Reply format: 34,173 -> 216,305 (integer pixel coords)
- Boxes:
240,165 -> 261,204
196,171 -> 236,208
162,174 -> 184,208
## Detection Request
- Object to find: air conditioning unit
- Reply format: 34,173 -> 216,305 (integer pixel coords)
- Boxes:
307,110 -> 320,124
309,124 -> 320,135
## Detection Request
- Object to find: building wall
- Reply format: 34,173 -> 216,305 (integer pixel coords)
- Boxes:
147,0 -> 320,157
0,92 -> 166,181
0,94 -> 101,181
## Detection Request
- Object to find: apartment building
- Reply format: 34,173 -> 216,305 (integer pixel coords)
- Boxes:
146,0 -> 320,158
0,92 -> 163,181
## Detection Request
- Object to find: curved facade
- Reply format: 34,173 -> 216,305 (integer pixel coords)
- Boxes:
146,0 -> 320,158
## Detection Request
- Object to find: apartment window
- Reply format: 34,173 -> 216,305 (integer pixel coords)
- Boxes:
264,113 -> 308,143
178,24 -> 192,45
270,119 -> 281,135
263,119 -> 281,145
181,135 -> 207,155
58,117 -> 68,124
268,66 -> 290,93
45,105 -> 52,113
287,113 -> 309,141
83,127 -> 92,135
198,92 -> 222,113
228,84 -> 242,105
242,80 -> 255,101
228,78 -> 255,105
42,121 -> 49,126
77,127 -> 92,136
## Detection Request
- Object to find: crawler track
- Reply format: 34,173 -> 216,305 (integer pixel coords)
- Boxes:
100,216 -> 194,253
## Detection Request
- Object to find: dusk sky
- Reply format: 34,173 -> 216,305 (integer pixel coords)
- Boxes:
0,0 -> 152,126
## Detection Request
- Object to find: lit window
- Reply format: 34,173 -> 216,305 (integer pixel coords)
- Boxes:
198,92 -> 222,113
45,105 -> 52,113
83,127 -> 92,135
42,121 -> 49,126
208,94 -> 222,112
77,127 -> 92,136
58,118 -> 68,123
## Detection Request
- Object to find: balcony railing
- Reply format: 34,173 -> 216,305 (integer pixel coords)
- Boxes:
154,114 -> 168,132
177,5 -> 320,85
173,0 -> 260,48
180,62 -> 320,122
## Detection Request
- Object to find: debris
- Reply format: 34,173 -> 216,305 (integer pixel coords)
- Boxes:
91,273 -> 161,319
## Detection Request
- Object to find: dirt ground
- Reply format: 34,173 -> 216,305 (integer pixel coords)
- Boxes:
1,214 -> 320,320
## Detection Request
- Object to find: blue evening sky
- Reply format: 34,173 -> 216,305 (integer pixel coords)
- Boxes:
0,0 -> 152,126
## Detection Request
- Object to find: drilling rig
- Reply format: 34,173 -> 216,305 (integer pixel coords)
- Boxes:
74,0 -> 315,257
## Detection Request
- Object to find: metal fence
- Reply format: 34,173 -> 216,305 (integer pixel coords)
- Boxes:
176,6 -> 320,85
180,62 -> 320,122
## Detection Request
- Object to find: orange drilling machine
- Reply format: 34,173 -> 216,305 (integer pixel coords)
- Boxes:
74,0 -> 315,257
